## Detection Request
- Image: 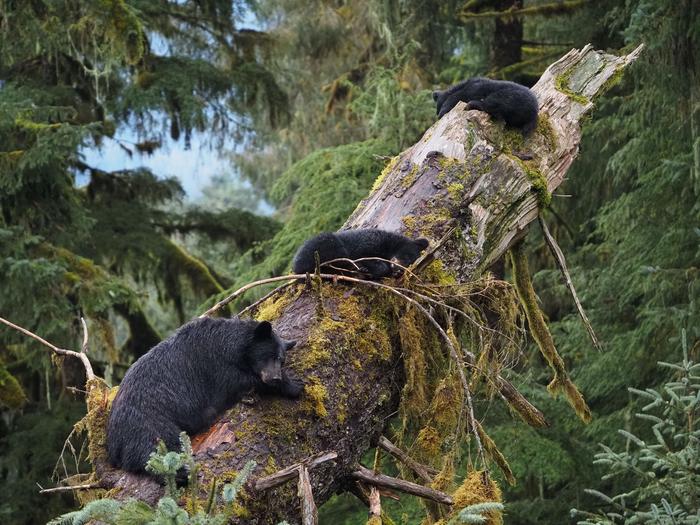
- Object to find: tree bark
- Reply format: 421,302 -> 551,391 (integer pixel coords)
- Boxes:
96,45 -> 643,523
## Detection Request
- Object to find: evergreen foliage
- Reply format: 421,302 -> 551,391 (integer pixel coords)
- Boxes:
47,433 -> 260,525
571,333 -> 700,524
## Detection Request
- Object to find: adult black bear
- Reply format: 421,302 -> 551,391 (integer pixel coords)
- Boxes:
107,317 -> 302,474
292,229 -> 429,279
433,77 -> 538,134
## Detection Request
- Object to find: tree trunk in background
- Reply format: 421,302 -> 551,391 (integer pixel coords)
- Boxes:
95,45 -> 643,523
492,0 -> 524,74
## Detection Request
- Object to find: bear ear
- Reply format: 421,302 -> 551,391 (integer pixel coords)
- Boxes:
254,320 -> 273,339
432,91 -> 441,102
415,238 -> 430,250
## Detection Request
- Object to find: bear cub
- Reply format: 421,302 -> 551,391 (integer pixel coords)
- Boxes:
433,77 -> 538,134
292,228 -> 429,279
107,317 -> 302,474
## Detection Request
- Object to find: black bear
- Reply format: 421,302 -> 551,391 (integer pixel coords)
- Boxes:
433,77 -> 539,134
107,317 -> 302,474
292,228 -> 429,279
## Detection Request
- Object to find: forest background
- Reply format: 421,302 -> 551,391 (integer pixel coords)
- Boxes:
0,0 -> 698,524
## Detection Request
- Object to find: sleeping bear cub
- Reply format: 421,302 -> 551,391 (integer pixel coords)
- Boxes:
433,77 -> 539,134
107,317 -> 302,475
292,228 -> 429,279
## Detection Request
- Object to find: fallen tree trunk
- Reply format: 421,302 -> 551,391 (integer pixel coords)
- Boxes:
94,44 -> 642,523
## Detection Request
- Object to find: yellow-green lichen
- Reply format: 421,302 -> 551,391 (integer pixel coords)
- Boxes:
302,377 -> 328,418
554,67 -> 589,105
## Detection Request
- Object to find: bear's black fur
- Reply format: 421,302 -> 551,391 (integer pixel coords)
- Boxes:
107,317 -> 302,474
292,229 -> 430,279
433,77 -> 538,134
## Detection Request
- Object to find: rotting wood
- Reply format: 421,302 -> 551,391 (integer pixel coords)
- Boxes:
92,44 -> 643,521
298,466 -> 318,525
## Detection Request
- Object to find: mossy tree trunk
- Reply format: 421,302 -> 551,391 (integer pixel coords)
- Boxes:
93,45 -> 642,523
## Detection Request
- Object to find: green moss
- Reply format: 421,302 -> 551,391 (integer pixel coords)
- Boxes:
400,164 -> 420,189
371,155 -> 399,192
509,243 -> 591,423
500,127 -> 525,153
599,66 -> 624,95
0,364 -> 27,409
420,260 -> 457,286
447,182 -> 465,200
401,208 -> 452,237
554,67 -> 589,105
536,114 -> 557,149
513,156 -> 551,208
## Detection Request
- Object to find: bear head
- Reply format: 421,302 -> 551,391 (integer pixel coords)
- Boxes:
246,320 -> 296,385
393,237 -> 430,270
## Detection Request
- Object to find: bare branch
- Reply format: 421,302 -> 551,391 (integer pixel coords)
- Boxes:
254,451 -> 337,491
350,465 -> 453,506
539,216 -> 602,351
0,316 -> 94,381
38,482 -> 100,494
377,436 -> 437,483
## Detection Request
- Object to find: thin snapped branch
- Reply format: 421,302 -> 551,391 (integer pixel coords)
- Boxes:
350,465 -> 453,506
539,216 -> 602,351
254,451 -> 337,491
378,436 -> 437,484
298,466 -> 318,525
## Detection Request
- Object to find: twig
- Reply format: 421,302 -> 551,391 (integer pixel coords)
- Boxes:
297,466 -> 318,525
200,275 -> 301,318
378,436 -> 437,484
350,465 -> 453,505
539,216 -> 602,352
38,482 -> 100,494
0,316 -> 94,381
254,451 -> 337,491
412,225 -> 457,273
237,282 -> 294,318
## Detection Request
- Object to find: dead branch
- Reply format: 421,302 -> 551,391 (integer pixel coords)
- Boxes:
37,482 -> 100,494
377,436 -> 437,483
254,451 -> 337,491
539,215 -> 602,351
0,315 -> 94,381
350,465 -> 453,506
297,466 -> 318,525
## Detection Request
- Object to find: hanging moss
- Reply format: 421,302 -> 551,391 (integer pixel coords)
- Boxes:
509,242 -> 592,422
0,363 -> 27,409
